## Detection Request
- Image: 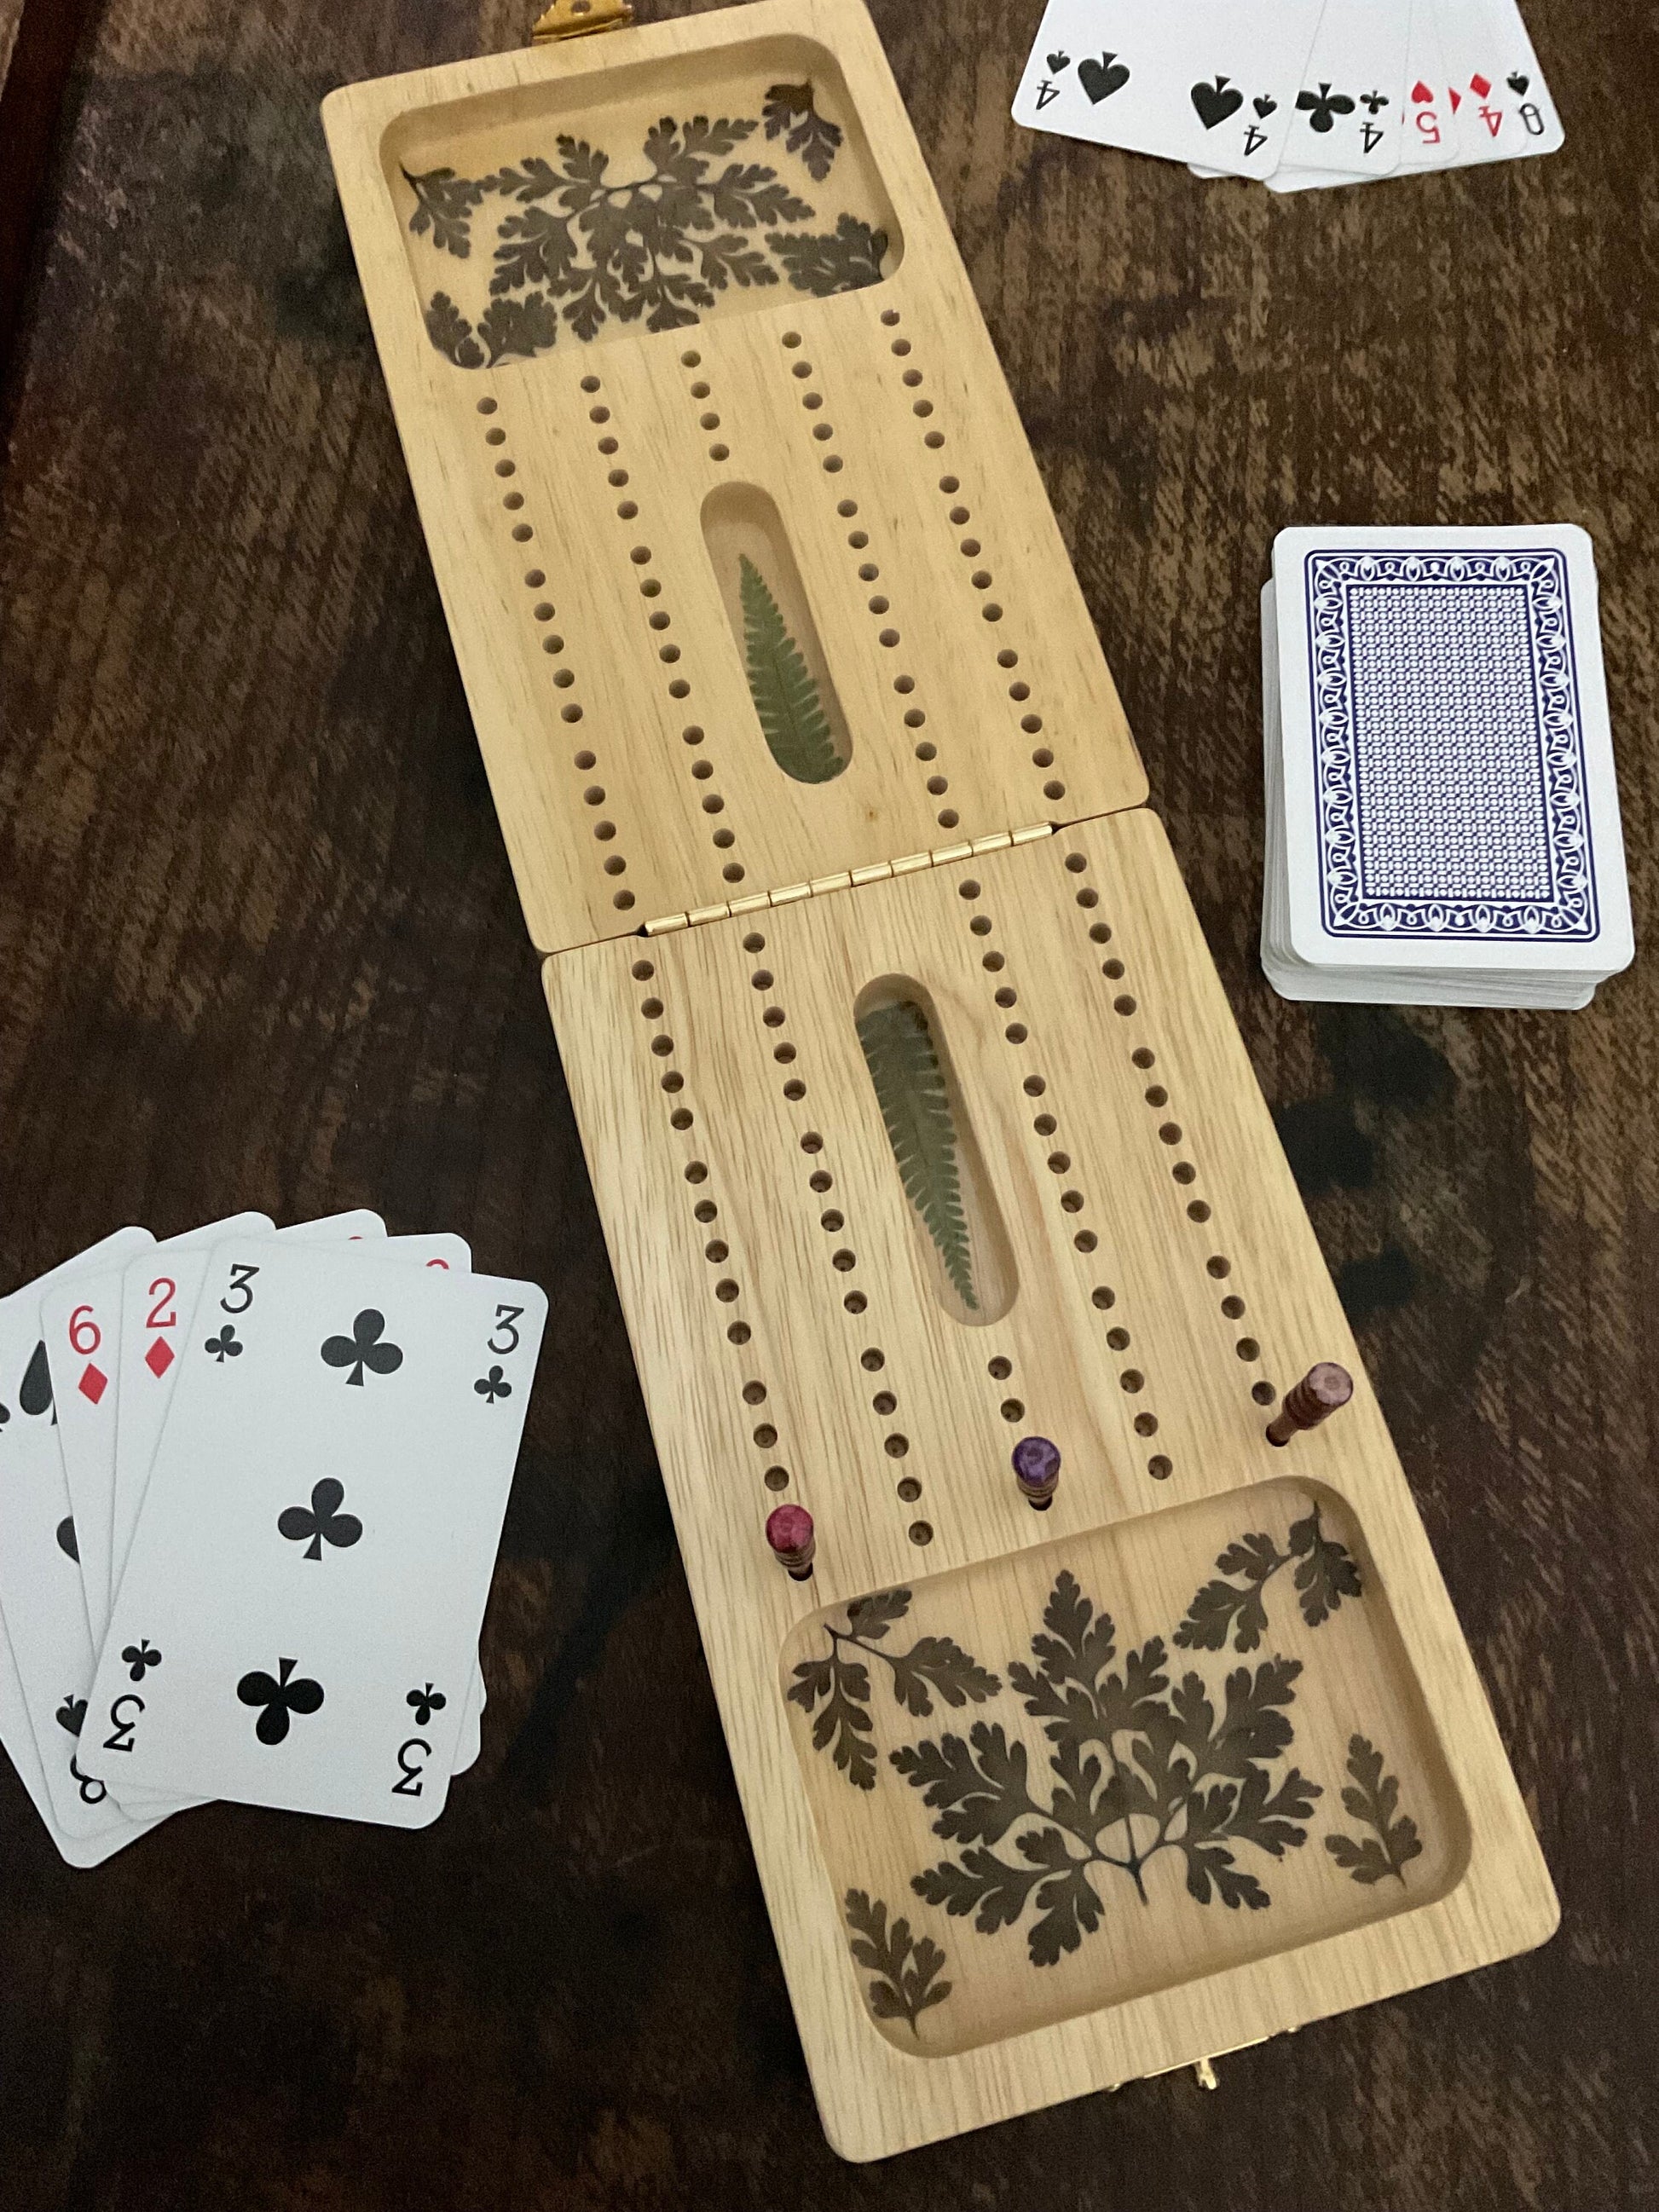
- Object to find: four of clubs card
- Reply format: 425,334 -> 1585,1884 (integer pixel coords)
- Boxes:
1015,0 -> 1562,188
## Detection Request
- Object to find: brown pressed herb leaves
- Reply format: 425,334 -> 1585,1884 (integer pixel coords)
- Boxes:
843,1889 -> 951,2032
817,1505 -> 1410,2005
1325,1734 -> 1423,1885
894,1570 -> 1323,1966
405,84 -> 887,366
1173,1502 -> 1363,1654
787,1586 -> 1001,1792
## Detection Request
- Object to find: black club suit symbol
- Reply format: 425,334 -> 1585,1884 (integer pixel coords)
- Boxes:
474,1365 -> 512,1405
1359,88 -> 1389,114
407,1683 -> 447,1727
122,1639 -> 162,1681
205,1325 -> 243,1363
1297,81 -> 1356,132
237,1656 -> 326,1745
321,1309 -> 403,1387
278,1479 -> 364,1562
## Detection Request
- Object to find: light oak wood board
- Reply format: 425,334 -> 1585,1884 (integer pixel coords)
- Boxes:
543,810 -> 1558,2159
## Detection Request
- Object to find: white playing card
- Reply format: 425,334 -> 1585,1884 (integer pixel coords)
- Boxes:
1279,0 -> 1412,180
0,1612 -> 168,1864
82,1243 -> 543,1827
108,1211 -> 386,1610
1397,0 -> 1466,173
1272,524 -> 1632,983
46,1214 -> 273,1649
0,1228 -> 164,1843
1014,0 -> 1327,181
105,1224 -> 487,1815
1436,0 -> 1562,166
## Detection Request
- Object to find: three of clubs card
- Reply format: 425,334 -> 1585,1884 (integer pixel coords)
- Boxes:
0,1216 -> 545,1861
1014,0 -> 1561,189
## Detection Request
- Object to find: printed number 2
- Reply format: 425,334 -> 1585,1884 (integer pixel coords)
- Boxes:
147,1277 -> 177,1330
488,1303 -> 524,1357
221,1262 -> 259,1314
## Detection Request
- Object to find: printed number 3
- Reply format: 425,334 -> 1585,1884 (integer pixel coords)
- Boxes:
221,1262 -> 259,1314
487,1302 -> 523,1356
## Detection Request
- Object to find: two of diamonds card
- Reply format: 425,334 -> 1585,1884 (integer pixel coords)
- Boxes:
1014,0 -> 1562,192
1262,524 -> 1633,1008
0,1217 -> 545,1859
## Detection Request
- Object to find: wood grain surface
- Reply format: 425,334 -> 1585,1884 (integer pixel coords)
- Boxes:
1,0 -> 1655,2205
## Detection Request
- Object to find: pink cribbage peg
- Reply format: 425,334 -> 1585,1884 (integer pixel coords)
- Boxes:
1266,1363 -> 1353,1447
766,1503 -> 816,1579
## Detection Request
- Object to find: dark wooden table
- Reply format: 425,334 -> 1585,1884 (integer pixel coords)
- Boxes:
3,0 -> 1655,2204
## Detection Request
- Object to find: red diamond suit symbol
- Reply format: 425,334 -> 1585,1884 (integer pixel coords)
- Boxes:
144,1337 -> 175,1377
78,1363 -> 108,1405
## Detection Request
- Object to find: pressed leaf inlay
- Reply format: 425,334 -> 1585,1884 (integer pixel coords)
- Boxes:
844,1888 -> 951,2031
738,555 -> 844,783
1325,1734 -> 1424,1885
857,999 -> 977,1311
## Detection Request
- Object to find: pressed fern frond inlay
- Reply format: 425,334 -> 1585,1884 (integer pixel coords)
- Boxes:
1175,1501 -> 1363,1653
788,1587 -> 1000,1790
1325,1734 -> 1424,1885
894,1571 -> 1322,1965
403,86 -> 888,365
738,555 -> 844,783
856,1000 -> 977,1310
844,1889 -> 951,2032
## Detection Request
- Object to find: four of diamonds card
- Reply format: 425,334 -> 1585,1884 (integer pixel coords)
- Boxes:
0,1213 -> 545,1860
1262,524 -> 1633,1008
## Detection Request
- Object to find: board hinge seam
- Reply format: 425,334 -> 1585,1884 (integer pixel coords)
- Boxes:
640,821 -> 1055,936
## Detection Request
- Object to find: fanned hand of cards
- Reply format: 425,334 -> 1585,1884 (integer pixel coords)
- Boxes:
1013,0 -> 1562,191
1261,524 -> 1633,1008
0,1212 -> 546,1863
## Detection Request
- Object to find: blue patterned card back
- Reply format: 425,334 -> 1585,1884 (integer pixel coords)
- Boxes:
1304,546 -> 1598,942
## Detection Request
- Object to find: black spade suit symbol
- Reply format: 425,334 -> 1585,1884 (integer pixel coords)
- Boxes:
1078,52 -> 1130,104
1191,75 -> 1245,129
19,1341 -> 52,1418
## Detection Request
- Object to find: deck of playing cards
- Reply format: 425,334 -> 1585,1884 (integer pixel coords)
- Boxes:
1013,0 -> 1562,193
1261,524 -> 1633,1008
0,1213 -> 546,1863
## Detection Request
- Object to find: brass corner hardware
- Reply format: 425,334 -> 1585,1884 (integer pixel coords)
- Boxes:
531,0 -> 633,43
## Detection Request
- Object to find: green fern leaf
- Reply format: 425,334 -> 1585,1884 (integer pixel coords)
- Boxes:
856,1000 -> 977,1310
739,555 -> 844,783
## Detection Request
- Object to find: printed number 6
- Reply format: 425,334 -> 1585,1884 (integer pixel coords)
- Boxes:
68,1305 -> 101,1356
487,1302 -> 523,1357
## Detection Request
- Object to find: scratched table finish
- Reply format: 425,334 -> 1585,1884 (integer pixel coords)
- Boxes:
1,0 -> 1655,2204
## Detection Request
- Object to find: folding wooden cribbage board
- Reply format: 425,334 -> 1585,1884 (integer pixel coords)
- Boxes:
325,0 -> 1558,2160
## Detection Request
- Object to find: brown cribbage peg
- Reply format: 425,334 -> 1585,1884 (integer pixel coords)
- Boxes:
1266,1363 -> 1354,1447
766,1503 -> 816,1579
1011,1435 -> 1061,1510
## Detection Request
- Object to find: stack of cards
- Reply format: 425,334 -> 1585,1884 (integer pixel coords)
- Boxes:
0,1212 -> 546,1864
1261,524 -> 1633,1008
1014,0 -> 1562,194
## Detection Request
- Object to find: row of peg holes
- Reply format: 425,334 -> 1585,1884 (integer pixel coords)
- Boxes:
579,368 -> 746,888
878,308 -> 1066,814
476,394 -> 634,906
631,953 -> 791,1494
743,927 -> 932,1546
1061,846 -> 1278,1413
778,328 -> 959,834
677,345 -> 730,464
958,869 -> 1171,1481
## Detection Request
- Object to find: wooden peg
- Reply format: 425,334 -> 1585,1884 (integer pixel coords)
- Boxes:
1266,1363 -> 1353,1447
766,1503 -> 816,1579
1011,1435 -> 1061,1510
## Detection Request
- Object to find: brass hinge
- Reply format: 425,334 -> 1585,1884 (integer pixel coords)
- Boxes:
642,823 -> 1054,938
531,0 -> 633,43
